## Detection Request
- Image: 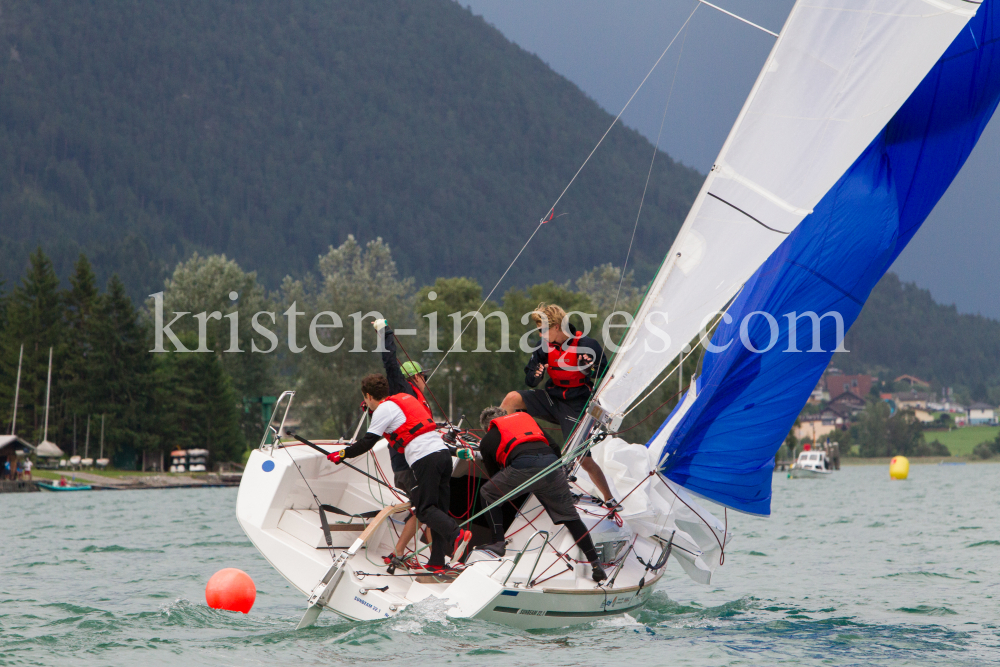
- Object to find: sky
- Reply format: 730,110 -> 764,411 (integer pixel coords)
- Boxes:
461,0 -> 1000,319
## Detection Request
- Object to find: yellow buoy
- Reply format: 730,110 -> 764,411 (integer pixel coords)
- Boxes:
889,455 -> 909,480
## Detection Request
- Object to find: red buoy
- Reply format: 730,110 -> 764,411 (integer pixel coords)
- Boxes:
205,568 -> 256,614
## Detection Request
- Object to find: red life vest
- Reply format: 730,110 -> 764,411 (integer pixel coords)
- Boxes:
382,393 -> 437,452
409,381 -> 432,414
546,331 -> 589,388
489,412 -> 548,467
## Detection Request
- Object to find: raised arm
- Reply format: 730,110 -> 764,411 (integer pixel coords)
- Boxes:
378,323 -> 416,398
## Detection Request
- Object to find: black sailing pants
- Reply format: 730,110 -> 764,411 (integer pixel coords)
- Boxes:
409,449 -> 460,566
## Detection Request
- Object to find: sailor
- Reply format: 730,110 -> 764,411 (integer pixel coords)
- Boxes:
328,374 -> 471,572
471,406 -> 607,584
373,318 -> 432,568
500,303 -> 617,507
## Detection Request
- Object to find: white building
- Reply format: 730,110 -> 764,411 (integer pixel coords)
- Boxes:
967,402 -> 997,426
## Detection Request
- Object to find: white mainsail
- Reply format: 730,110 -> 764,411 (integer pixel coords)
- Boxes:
592,0 -> 976,421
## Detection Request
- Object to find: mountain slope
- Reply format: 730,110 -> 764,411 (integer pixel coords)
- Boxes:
0,0 -> 703,298
835,273 -> 1000,395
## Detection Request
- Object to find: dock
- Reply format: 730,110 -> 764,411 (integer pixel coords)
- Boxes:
0,480 -> 39,493
2,471 -> 242,492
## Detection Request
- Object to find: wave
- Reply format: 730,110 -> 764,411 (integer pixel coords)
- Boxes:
80,545 -> 165,554
896,605 -> 958,616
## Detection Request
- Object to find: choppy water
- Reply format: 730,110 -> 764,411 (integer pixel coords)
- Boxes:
2,463 -> 999,666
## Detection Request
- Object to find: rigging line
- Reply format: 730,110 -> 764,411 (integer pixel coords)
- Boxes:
706,192 -> 789,235
277,444 -> 336,563
621,306 -> 729,418
390,330 -> 448,419
424,219 -> 544,384
425,6 -> 700,386
613,14 -> 691,315
545,2 -> 701,221
427,8 -> 699,385
697,0 -> 779,38
459,433 -> 599,527
655,471 -> 728,565
528,471 -> 655,585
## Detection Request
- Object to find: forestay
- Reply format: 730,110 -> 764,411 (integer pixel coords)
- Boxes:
592,0 -> 976,420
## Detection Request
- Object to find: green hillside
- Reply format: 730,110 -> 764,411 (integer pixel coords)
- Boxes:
0,0 -> 702,300
836,273 -> 1000,399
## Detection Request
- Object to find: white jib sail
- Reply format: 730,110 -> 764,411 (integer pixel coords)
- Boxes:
592,0 -> 976,421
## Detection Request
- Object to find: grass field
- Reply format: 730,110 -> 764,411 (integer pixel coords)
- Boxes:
923,425 -> 999,456
29,468 -> 201,480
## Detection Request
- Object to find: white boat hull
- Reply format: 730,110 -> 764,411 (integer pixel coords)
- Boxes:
789,467 -> 832,479
237,430 -> 727,630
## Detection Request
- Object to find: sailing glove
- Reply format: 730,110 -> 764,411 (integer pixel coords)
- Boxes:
327,450 -> 346,464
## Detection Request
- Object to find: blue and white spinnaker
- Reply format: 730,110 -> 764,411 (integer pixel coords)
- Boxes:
591,0 -> 1000,515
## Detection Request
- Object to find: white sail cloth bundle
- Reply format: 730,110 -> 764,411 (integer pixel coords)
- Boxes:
592,0 -> 977,422
587,436 -> 729,584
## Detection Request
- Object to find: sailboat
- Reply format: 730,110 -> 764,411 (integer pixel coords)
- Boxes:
0,344 -> 36,470
35,348 -> 65,461
237,0 -> 1000,628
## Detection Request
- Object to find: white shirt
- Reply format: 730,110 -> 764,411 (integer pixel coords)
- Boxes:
367,400 -> 447,467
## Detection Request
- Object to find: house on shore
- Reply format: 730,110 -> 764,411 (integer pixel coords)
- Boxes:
967,402 -> 997,426
794,402 -> 857,442
828,374 -> 877,401
893,391 -> 936,411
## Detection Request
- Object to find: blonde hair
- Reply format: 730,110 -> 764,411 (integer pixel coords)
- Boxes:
530,303 -> 566,331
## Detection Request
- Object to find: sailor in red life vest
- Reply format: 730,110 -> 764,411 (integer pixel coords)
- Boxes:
373,318 -> 433,569
500,303 -> 617,508
469,406 -> 607,583
328,374 -> 471,572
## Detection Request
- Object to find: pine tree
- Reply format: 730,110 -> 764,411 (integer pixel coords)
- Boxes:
63,254 -> 101,419
0,248 -> 65,442
66,255 -> 99,337
85,275 -> 158,462
153,332 -> 243,465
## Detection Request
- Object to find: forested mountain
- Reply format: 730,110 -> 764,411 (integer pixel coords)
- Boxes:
836,273 -> 1000,399
0,0 -> 702,301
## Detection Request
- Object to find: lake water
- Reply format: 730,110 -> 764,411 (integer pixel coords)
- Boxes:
2,463 -> 998,666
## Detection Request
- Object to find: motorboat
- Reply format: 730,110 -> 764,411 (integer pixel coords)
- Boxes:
37,480 -> 92,491
789,450 -> 833,478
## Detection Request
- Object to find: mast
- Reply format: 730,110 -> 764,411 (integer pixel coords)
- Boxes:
85,415 -> 90,458
10,344 -> 22,435
42,347 -> 52,443
100,414 -> 105,459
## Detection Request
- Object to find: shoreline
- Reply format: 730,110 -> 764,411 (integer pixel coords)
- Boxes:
778,455 -> 995,469
22,469 -> 242,491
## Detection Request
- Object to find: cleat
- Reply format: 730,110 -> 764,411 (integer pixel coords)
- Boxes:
473,540 -> 506,558
451,529 -> 473,562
